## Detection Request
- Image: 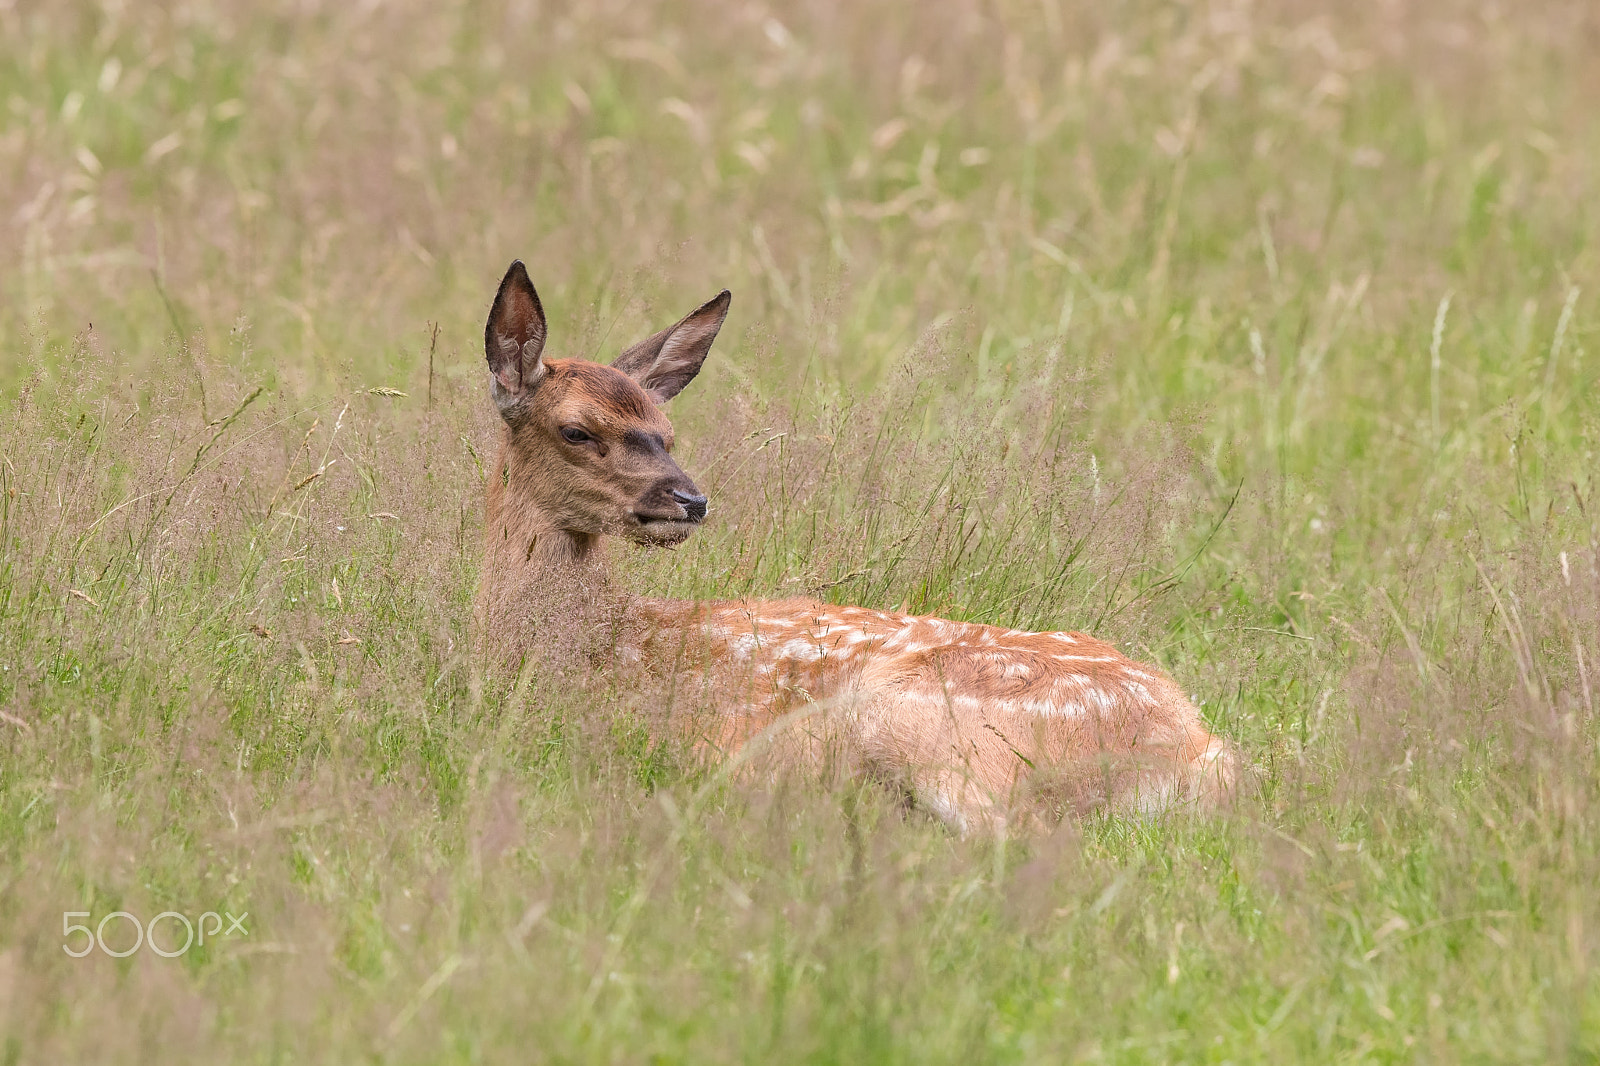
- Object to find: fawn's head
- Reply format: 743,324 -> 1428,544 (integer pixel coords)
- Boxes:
484,261 -> 730,548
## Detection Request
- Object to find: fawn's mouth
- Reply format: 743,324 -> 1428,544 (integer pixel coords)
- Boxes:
628,513 -> 702,545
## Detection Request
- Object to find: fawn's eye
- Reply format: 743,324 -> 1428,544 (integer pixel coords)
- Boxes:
560,426 -> 592,445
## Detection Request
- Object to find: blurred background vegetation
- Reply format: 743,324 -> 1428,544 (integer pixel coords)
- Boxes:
2,0 -> 1600,1061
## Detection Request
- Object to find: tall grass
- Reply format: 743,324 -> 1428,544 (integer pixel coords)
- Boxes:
2,0 -> 1599,1060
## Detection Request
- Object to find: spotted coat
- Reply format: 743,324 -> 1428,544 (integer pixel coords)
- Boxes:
621,597 -> 1235,832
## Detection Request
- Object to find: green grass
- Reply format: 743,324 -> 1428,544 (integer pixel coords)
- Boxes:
3,0 -> 1600,1061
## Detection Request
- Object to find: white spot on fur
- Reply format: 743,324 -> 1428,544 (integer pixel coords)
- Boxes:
1121,679 -> 1154,702
882,628 -> 918,649
774,637 -> 824,661
1025,697 -> 1085,718
917,790 -> 970,834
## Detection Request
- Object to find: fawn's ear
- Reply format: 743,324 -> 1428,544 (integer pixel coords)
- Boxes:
612,289 -> 730,404
484,260 -> 548,413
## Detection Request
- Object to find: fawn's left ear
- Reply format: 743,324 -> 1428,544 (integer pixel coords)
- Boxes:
612,290 -> 731,404
485,260 -> 547,415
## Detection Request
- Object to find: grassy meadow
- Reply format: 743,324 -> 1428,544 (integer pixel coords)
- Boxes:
3,0 -> 1600,1060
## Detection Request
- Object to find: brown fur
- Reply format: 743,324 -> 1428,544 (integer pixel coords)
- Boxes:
477,262 -> 1237,834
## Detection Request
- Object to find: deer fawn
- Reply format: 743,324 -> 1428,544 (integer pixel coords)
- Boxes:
478,260 -> 1237,833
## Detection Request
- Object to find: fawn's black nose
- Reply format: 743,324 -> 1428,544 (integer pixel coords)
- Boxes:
672,489 -> 708,523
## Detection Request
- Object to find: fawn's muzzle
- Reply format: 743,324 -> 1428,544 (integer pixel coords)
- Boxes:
628,476 -> 708,544
671,489 -> 709,523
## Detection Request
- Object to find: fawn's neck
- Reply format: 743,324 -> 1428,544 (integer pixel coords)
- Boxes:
484,446 -> 604,565
479,437 -> 616,666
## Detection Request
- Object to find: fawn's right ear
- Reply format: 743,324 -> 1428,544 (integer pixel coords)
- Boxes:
484,260 -> 548,414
